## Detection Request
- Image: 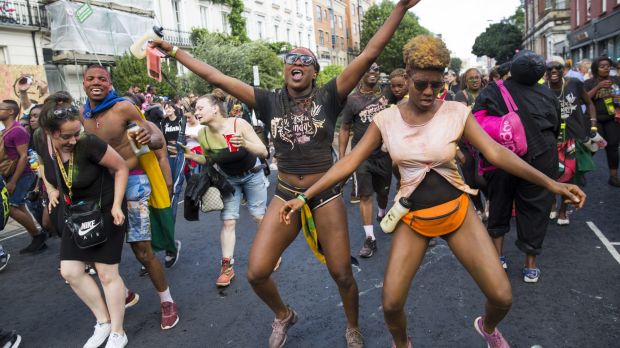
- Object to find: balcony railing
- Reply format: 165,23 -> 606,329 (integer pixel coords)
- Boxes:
163,28 -> 193,48
0,0 -> 48,28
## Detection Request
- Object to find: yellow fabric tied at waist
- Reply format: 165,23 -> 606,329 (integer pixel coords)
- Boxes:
300,202 -> 325,264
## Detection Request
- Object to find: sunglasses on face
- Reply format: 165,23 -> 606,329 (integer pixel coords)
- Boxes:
412,80 -> 444,92
285,53 -> 316,66
367,66 -> 380,73
546,65 -> 563,72
52,106 -> 79,119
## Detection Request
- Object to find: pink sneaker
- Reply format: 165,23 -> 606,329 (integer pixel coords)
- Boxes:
474,316 -> 510,348
160,301 -> 179,330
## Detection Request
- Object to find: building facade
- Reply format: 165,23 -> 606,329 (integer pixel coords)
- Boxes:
313,0 -> 348,67
522,0 -> 571,59
568,0 -> 620,63
344,0 -> 373,62
0,0 -> 49,102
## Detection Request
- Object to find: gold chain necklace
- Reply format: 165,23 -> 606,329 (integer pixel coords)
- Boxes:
53,146 -> 74,198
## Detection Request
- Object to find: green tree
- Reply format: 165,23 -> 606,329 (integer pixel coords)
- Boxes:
316,65 -> 344,87
472,22 -> 522,64
111,53 -> 179,98
209,0 -> 249,42
188,30 -> 283,95
360,0 -> 430,73
449,57 -> 462,74
508,5 -> 525,33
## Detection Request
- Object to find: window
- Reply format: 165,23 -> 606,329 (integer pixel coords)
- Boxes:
544,0 -> 552,11
341,36 -> 344,49
319,30 -> 324,46
171,0 -> 183,32
338,16 -> 343,29
298,31 -> 302,46
221,12 -> 229,34
602,0 -> 607,13
287,28 -> 291,42
308,34 -> 311,48
257,15 -> 265,39
315,5 -> 322,21
555,0 -> 567,9
305,1 -> 309,16
274,25 -> 279,41
324,9 -> 328,20
576,0 -> 580,26
353,23 -> 357,35
200,4 -> 209,28
586,0 -> 591,21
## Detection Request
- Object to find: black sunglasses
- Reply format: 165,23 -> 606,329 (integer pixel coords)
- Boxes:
368,66 -> 380,73
285,53 -> 316,66
412,80 -> 444,92
52,106 -> 79,119
546,64 -> 563,71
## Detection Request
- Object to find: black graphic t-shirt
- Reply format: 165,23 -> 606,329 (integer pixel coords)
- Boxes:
160,117 -> 183,144
551,78 -> 588,140
341,88 -> 390,153
584,76 -> 620,122
254,78 -> 343,175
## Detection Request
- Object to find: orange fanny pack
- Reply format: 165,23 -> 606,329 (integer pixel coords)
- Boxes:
401,193 -> 469,237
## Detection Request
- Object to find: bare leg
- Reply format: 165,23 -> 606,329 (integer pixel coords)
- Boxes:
359,196 -> 373,226
220,220 -> 236,259
446,206 -> 512,333
94,263 -> 126,334
247,199 -> 301,319
61,260 -> 110,324
382,223 -> 429,348
130,241 -> 168,292
314,198 -> 359,328
9,206 -> 39,236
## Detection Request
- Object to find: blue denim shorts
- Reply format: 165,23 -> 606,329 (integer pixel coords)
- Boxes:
125,174 -> 152,243
221,169 -> 267,221
8,171 -> 36,207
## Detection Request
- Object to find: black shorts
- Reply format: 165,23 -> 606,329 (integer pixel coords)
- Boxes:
275,177 -> 342,210
355,153 -> 392,197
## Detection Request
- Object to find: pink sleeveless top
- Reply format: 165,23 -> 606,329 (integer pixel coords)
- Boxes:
373,101 -> 478,201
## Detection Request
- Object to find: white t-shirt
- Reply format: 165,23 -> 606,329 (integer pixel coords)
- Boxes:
185,123 -> 203,149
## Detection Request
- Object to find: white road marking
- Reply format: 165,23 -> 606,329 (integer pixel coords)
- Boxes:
587,221 -> 620,265
0,231 -> 28,242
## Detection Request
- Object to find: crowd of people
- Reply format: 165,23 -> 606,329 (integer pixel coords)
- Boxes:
3,0 -> 620,346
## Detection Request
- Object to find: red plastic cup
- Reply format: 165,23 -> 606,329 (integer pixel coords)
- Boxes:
224,134 -> 238,152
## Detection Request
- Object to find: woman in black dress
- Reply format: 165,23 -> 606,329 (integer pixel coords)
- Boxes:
36,94 -> 130,348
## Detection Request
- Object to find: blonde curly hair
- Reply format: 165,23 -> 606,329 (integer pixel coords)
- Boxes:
403,35 -> 451,73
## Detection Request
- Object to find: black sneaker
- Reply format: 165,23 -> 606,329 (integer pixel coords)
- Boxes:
359,237 -> 377,258
609,176 -> 620,187
0,329 -> 22,348
164,240 -> 182,268
19,233 -> 48,254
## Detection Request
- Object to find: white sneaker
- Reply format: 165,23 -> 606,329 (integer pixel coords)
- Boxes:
83,322 -> 111,348
549,211 -> 558,219
557,218 -> 570,226
104,332 -> 128,348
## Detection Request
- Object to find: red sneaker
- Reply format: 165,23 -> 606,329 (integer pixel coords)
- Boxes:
160,301 -> 179,330
125,290 -> 140,309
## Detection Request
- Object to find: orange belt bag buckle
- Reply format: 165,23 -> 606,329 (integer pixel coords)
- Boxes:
401,194 -> 469,237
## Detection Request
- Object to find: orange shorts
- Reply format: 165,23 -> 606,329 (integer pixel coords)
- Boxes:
401,193 -> 469,237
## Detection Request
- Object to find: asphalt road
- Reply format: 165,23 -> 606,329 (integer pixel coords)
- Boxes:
0,152 -> 618,347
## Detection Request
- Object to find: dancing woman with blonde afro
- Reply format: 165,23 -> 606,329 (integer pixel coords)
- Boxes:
277,33 -> 585,348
